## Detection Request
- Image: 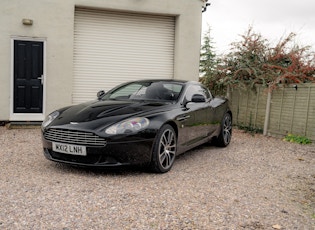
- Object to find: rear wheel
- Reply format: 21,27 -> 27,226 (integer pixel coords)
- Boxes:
150,124 -> 177,173
214,112 -> 232,147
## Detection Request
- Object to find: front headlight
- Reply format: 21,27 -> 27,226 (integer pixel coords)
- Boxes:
105,117 -> 149,135
42,111 -> 60,128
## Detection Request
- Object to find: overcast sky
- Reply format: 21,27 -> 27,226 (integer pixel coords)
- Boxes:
201,0 -> 315,55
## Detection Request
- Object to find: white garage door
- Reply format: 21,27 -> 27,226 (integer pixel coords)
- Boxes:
73,8 -> 175,104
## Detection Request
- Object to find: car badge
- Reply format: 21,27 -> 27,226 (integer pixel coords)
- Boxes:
70,122 -> 79,125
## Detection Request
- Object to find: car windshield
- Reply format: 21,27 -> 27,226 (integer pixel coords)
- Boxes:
106,81 -> 184,102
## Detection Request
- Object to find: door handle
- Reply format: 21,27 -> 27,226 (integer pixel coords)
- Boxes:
176,115 -> 191,121
37,75 -> 44,85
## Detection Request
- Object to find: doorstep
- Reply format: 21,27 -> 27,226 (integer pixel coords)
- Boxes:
5,121 -> 42,129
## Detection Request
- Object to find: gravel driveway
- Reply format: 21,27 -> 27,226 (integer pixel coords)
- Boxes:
0,127 -> 314,229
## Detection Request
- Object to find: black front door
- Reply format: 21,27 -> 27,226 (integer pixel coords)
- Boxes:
14,40 -> 43,113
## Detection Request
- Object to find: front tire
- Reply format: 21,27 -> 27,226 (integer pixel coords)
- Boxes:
150,124 -> 177,173
214,112 -> 232,147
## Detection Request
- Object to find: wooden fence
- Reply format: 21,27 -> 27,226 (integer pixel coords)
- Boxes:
228,83 -> 315,141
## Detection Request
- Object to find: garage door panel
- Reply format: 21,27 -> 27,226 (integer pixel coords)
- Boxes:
73,8 -> 175,104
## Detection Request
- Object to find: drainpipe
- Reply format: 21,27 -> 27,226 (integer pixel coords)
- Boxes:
263,87 -> 272,136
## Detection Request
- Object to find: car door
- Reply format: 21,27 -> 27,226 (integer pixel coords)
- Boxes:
177,84 -> 215,147
200,86 -> 219,137
189,85 -> 216,140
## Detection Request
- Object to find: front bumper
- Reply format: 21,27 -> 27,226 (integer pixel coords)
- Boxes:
42,138 -> 154,167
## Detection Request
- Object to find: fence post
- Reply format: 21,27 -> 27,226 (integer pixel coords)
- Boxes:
304,86 -> 311,136
226,85 -> 231,100
263,88 -> 272,136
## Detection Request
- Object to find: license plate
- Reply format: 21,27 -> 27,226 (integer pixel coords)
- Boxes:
52,142 -> 87,156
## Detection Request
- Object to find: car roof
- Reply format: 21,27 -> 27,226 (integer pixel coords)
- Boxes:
131,79 -> 187,83
127,79 -> 205,86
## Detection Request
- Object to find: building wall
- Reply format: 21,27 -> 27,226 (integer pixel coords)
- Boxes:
0,0 -> 75,120
0,0 -> 203,120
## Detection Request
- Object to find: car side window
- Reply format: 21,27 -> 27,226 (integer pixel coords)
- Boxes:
185,85 -> 211,102
201,86 -> 212,100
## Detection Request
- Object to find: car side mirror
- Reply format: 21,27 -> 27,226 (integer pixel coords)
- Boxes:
97,90 -> 105,100
191,94 -> 206,103
182,94 -> 206,109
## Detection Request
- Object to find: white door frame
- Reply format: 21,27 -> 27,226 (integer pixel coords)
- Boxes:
10,36 -> 46,121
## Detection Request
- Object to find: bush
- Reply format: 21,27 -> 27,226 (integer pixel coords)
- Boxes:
200,26 -> 315,93
283,134 -> 312,145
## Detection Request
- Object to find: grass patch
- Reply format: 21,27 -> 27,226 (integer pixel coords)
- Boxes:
237,124 -> 263,134
283,134 -> 312,145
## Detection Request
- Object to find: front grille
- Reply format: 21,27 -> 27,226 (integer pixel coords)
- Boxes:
44,128 -> 107,147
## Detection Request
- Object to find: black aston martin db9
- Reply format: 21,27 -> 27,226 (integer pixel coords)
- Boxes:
41,79 -> 232,173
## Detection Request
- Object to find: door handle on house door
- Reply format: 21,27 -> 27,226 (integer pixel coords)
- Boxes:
37,75 -> 44,85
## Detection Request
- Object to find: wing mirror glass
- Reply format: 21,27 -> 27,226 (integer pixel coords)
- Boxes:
182,94 -> 206,109
191,94 -> 206,103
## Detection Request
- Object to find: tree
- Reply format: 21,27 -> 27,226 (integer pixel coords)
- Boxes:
199,27 -> 224,94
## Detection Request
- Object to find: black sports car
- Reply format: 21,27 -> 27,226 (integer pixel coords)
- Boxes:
41,79 -> 232,173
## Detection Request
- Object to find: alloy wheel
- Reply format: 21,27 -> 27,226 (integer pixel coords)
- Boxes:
158,128 -> 176,170
223,113 -> 232,145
